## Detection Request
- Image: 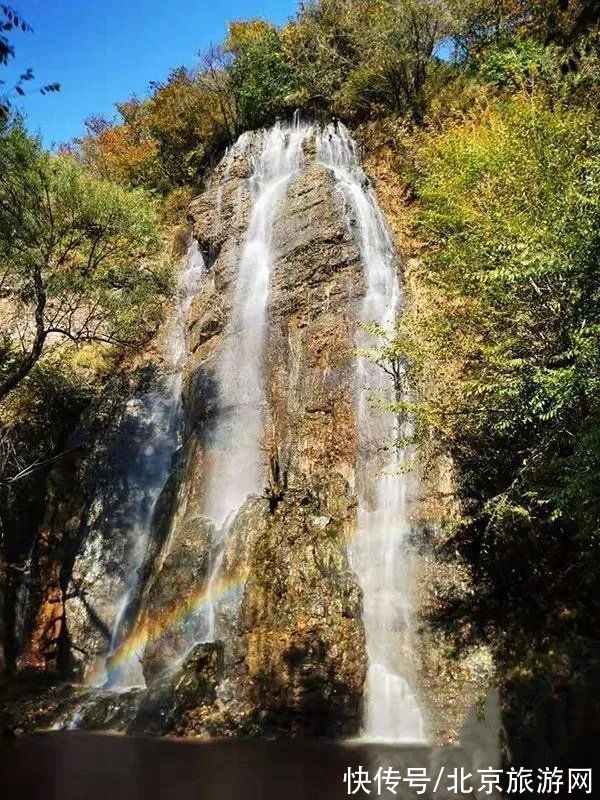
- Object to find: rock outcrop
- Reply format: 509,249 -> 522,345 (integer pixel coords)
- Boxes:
14,127 -> 370,736
130,642 -> 224,736
131,140 -> 367,735
17,367 -> 165,678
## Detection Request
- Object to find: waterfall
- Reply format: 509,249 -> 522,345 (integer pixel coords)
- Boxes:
203,121 -> 311,527
51,118 -> 428,739
199,120 -> 312,640
317,122 -> 426,742
103,239 -> 206,687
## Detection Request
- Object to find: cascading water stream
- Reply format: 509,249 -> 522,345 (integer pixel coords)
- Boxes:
102,240 -> 206,688
66,119 -> 425,739
317,122 -> 426,742
198,119 -> 312,641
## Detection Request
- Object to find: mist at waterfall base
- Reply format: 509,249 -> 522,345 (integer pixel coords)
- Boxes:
99,239 -> 206,689
74,119 -> 425,743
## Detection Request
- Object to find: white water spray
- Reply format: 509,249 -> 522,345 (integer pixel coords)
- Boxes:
103,240 -> 206,687
197,120 -> 311,641
317,122 -> 426,742
203,121 -> 311,527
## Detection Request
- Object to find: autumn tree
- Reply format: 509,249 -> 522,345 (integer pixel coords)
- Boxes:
146,66 -> 235,187
283,0 -> 363,114
344,0 -> 450,119
398,98 -> 600,668
77,102 -> 162,189
226,20 -> 296,129
448,0 -> 599,59
284,0 -> 449,120
0,123 -> 171,403
196,46 -> 239,142
526,0 -> 600,43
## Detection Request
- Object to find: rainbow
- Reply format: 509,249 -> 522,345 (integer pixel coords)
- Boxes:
93,472 -> 412,688
91,568 -> 250,686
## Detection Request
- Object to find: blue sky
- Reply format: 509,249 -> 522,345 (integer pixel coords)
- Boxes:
5,0 -> 297,147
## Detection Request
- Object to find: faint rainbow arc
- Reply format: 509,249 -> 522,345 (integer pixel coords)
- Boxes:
91,568 -> 250,685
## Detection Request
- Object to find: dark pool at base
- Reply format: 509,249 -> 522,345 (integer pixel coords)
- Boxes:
0,733 -> 461,799
5,731 -> 597,799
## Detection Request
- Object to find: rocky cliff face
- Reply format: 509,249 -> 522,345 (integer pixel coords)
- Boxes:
137,140 -> 367,735
17,362 -> 173,678
12,126 -> 371,737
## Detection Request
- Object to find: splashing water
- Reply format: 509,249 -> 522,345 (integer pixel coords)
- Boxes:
317,122 -> 426,743
82,120 -> 426,742
198,120 -> 312,640
103,240 -> 206,688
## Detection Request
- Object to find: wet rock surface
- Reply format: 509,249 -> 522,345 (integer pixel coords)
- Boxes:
130,642 -> 223,736
139,512 -> 214,684
6,128 -> 370,738
233,487 -> 366,737
122,134 -> 368,737
0,674 -> 142,736
18,366 -> 172,681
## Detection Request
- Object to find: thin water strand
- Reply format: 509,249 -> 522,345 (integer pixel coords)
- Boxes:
317,122 -> 426,743
199,120 -> 312,642
103,240 -> 206,688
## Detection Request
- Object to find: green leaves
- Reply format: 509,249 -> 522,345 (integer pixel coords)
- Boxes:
0,122 -> 172,401
479,39 -> 551,90
411,96 -> 600,612
227,21 -> 296,129
283,0 -> 449,120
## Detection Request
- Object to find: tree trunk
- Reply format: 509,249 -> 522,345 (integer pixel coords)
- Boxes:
0,330 -> 47,404
0,265 -> 47,404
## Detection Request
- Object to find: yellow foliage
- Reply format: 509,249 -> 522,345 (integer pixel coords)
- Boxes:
69,343 -> 113,378
226,19 -> 274,53
79,121 -> 158,187
160,187 -> 195,226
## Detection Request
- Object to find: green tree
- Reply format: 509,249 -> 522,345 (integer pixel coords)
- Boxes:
478,37 -> 552,90
448,0 -> 600,60
342,0 -> 450,119
409,98 -> 600,651
285,0 -> 449,120
227,20 -> 296,129
0,123 -> 171,403
147,66 -> 234,187
283,0 -> 361,114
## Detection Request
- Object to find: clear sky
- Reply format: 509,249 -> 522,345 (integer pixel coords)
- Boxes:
5,0 -> 298,147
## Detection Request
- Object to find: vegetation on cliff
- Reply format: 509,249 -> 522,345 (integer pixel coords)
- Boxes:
356,0 -> 600,761
402,95 -> 600,755
0,119 -> 172,672
0,123 -> 170,401
1,0 -> 600,756
63,1 -> 600,197
0,118 -> 171,479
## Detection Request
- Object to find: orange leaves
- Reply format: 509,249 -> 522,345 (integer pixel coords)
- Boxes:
80,122 -> 158,186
